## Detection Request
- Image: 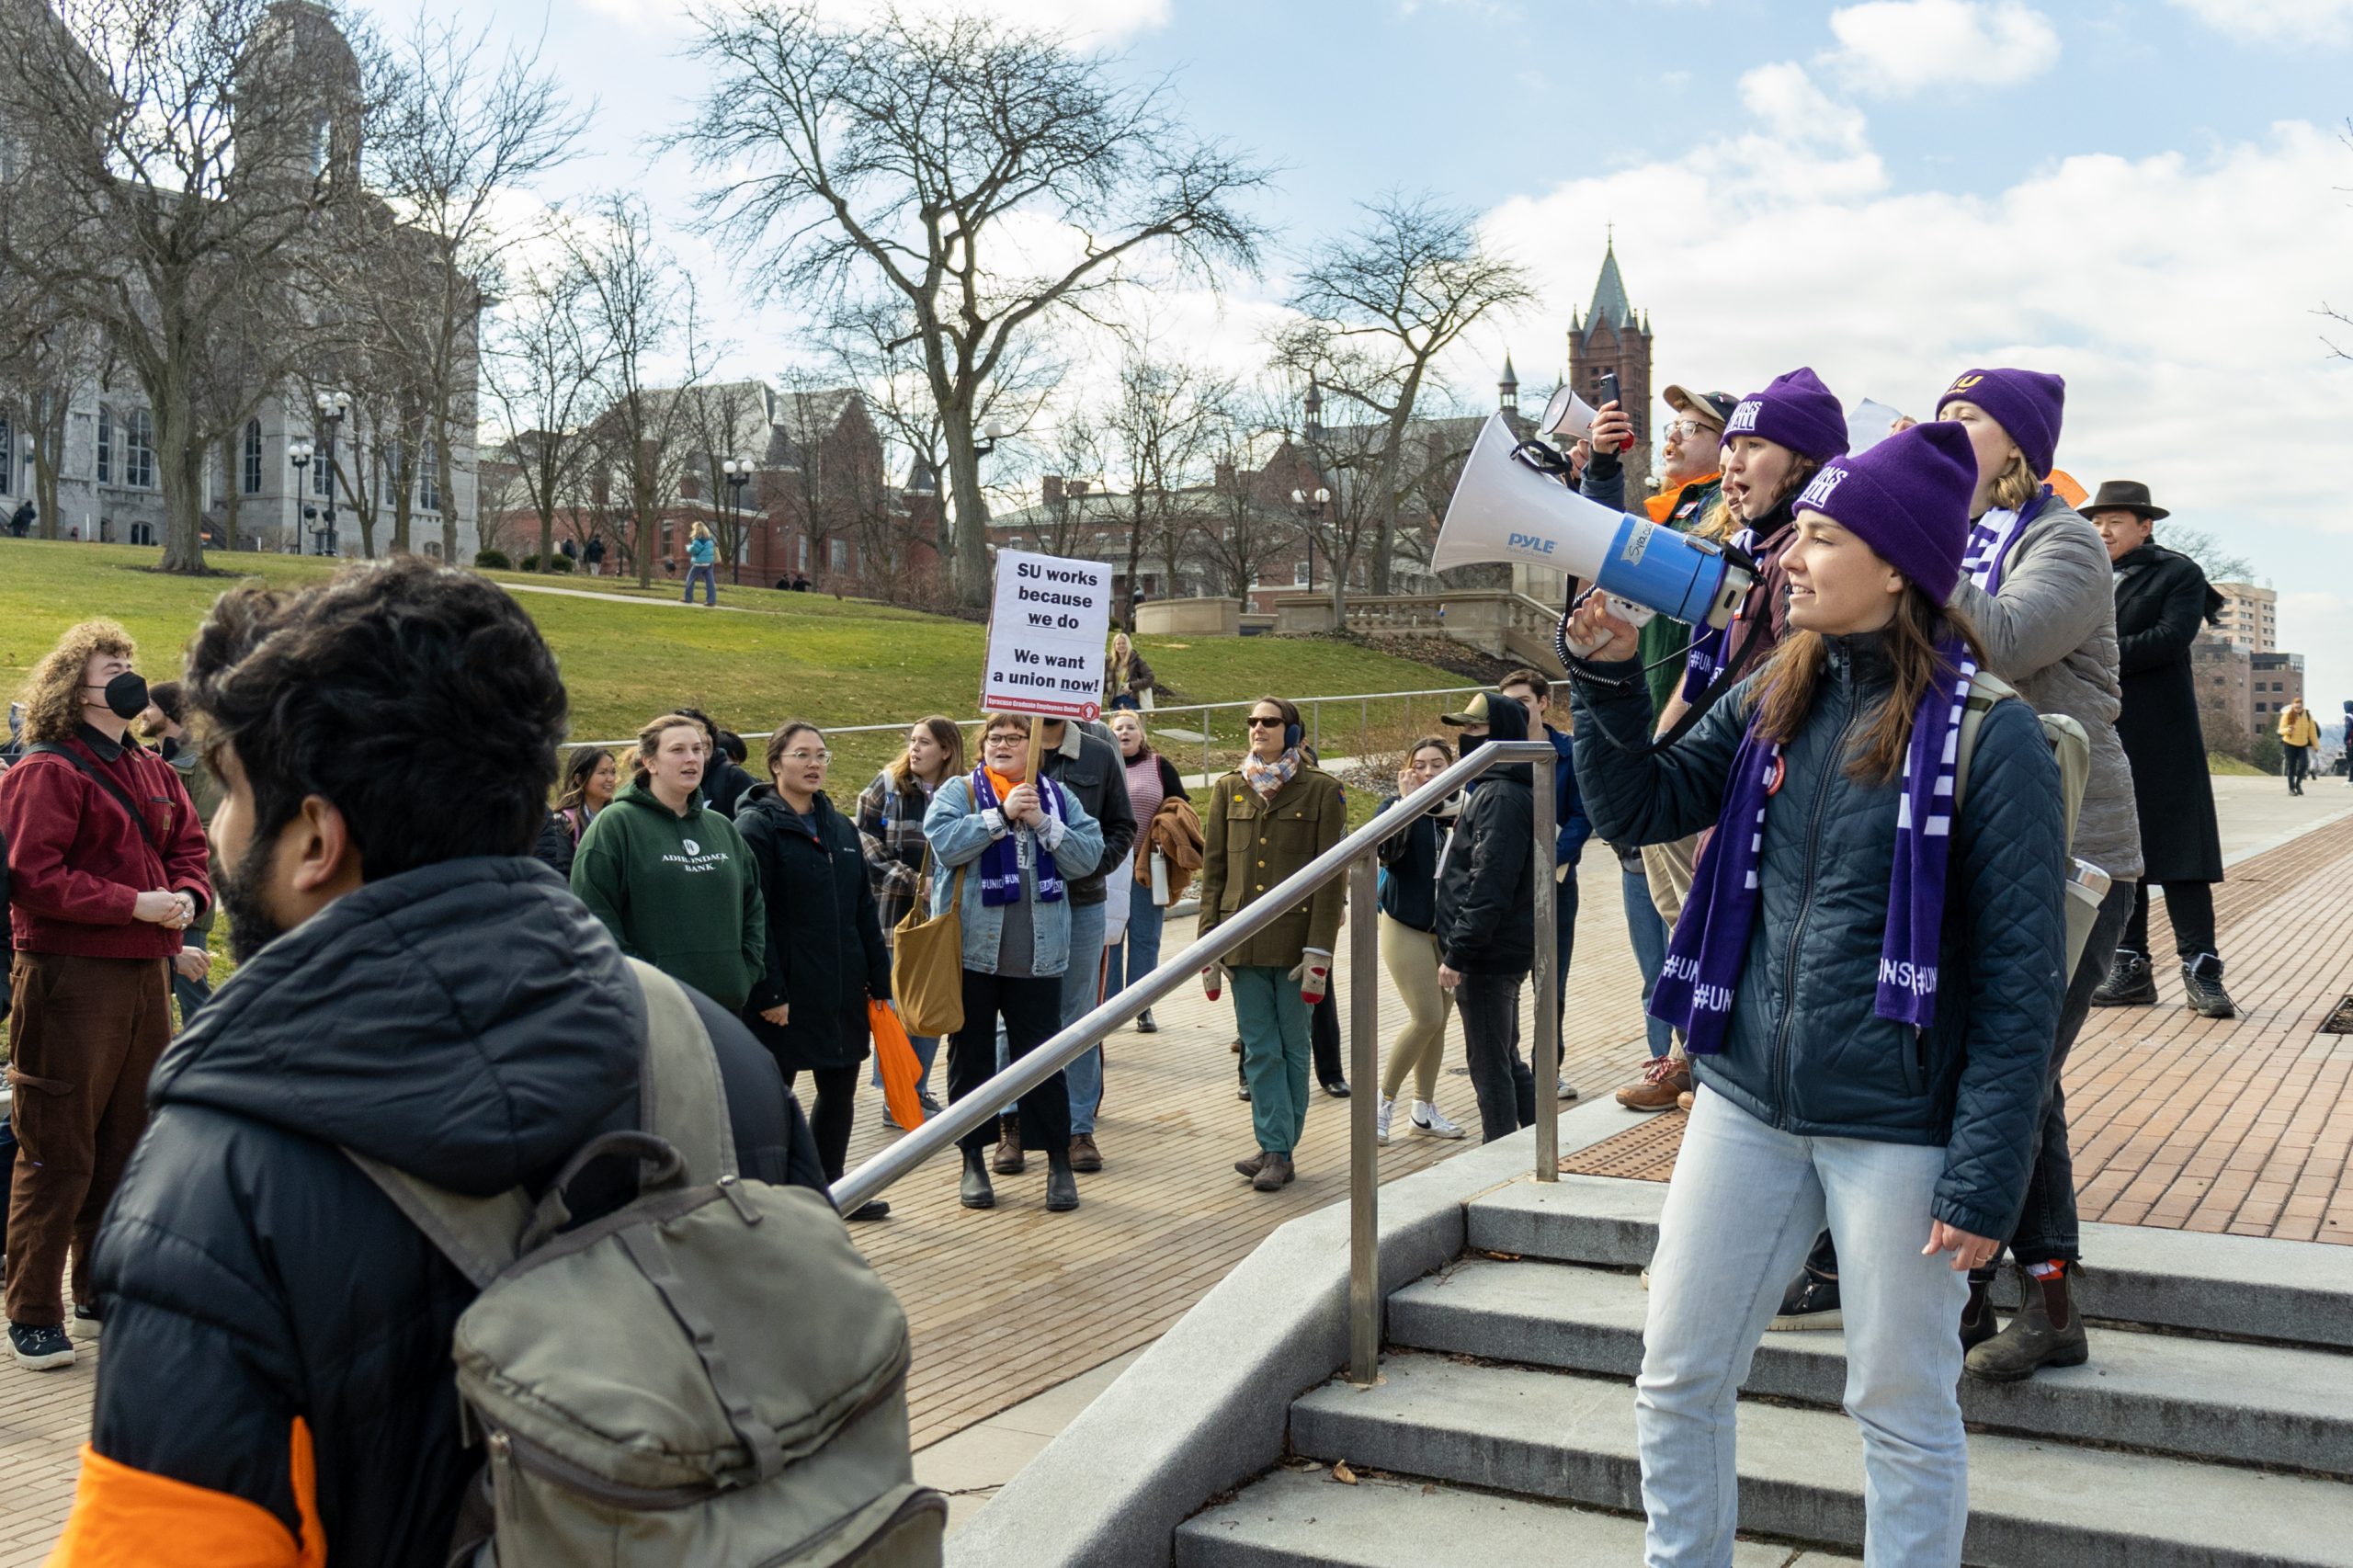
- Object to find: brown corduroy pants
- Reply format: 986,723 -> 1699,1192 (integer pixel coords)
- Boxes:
5,952 -> 171,1326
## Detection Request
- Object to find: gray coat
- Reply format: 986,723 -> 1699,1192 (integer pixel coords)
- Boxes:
1945,501 -> 2144,882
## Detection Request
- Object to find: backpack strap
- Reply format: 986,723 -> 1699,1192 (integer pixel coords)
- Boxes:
626,957 -> 737,1186
1949,670 -> 2012,819
343,961 -> 736,1288
1951,669 -> 2091,854
24,742 -> 165,853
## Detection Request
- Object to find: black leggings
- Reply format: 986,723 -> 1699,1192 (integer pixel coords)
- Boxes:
783,1065 -> 859,1184
2122,881 -> 2218,962
948,969 -> 1069,1158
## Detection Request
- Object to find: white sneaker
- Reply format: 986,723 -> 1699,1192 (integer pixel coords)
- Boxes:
1557,1076 -> 1580,1101
1375,1096 -> 1393,1146
1411,1102 -> 1466,1140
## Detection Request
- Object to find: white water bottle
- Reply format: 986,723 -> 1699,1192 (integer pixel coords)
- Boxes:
1150,848 -> 1171,906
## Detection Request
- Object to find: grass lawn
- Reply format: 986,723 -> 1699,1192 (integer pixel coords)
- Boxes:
2207,753 -> 2268,777
0,539 -> 1478,784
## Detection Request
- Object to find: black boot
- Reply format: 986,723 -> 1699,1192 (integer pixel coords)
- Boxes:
1960,1274 -> 2002,1351
1044,1153 -> 1080,1211
2181,954 -> 2237,1019
960,1149 -> 996,1210
2089,949 -> 2156,1007
1966,1264 -> 2088,1382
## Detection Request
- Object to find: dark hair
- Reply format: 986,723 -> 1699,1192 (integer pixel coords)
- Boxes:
675,706 -> 722,750
764,720 -> 823,777
146,678 -> 189,726
717,729 -> 747,765
556,745 -> 612,812
1751,587 -> 1986,785
1498,668 -> 1550,699
186,557 -> 567,881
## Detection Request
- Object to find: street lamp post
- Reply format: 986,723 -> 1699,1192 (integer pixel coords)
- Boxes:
316,392 -> 349,557
722,455 -> 751,585
1290,485 -> 1330,594
289,435 -> 317,554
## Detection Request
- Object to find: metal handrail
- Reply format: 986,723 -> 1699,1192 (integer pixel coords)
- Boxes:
829,737 -> 1560,1388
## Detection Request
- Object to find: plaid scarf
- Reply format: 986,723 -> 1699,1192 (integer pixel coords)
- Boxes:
971,767 -> 1066,907
1650,636 -> 1974,1052
1240,748 -> 1301,803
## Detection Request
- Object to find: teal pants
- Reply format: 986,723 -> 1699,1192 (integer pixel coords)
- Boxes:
1233,964 -> 1312,1156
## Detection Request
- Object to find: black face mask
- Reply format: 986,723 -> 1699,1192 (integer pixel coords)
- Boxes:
86,671 -> 150,721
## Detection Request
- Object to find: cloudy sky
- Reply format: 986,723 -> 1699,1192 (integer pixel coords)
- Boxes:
457,0 -> 2353,707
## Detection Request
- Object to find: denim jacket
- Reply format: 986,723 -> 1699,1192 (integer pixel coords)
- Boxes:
922,776 -> 1105,978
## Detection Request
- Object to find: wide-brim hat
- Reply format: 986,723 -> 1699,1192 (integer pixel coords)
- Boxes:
1439,692 -> 1498,728
2081,479 -> 2169,521
1662,385 -> 1738,430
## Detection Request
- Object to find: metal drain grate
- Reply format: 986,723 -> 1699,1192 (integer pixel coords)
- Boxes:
1557,1113 -> 1688,1183
2324,994 -> 2353,1035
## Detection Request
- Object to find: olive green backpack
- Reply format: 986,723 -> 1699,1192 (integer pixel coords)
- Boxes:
347,960 -> 944,1567
1951,670 -> 2108,974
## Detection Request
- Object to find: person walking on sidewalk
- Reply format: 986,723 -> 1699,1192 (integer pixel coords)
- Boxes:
2087,482 -> 2236,1018
1566,420 -> 2067,1567
0,622 -> 210,1370
1498,668 -> 1593,1104
682,520 -> 720,607
1435,691 -> 1542,1143
1103,710 -> 1191,1034
856,717 -> 963,1121
926,713 -> 1104,1214
1198,698 -> 1346,1192
2279,699 -> 2320,795
739,721 -> 895,1221
1374,738 -> 1467,1145
570,714 -> 766,1012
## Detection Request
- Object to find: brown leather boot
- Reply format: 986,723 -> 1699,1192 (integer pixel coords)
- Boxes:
1960,1275 -> 2001,1351
990,1115 -> 1026,1175
1965,1264 -> 2087,1382
1068,1133 -> 1103,1173
1252,1152 -> 1293,1192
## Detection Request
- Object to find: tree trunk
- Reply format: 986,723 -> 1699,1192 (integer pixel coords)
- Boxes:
34,407 -> 63,540
942,411 -> 990,607
155,360 -> 207,574
438,431 -> 460,565
538,504 -> 555,574
218,432 -> 240,551
1328,558 -> 1348,629
633,475 -> 656,588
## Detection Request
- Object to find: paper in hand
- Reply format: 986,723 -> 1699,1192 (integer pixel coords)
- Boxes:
1845,398 -> 1908,456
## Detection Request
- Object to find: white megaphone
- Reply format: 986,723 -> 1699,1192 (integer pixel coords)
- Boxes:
1433,414 -> 1754,635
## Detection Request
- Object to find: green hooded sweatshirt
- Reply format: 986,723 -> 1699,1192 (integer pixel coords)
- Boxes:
570,778 -> 767,1010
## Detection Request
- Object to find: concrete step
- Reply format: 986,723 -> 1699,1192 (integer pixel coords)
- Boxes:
1468,1176 -> 2353,1349
1289,1352 -> 2353,1568
1176,1466 -> 1859,1566
1387,1256 -> 2353,1477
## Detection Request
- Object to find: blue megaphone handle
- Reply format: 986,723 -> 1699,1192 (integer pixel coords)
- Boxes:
1592,515 -> 1737,626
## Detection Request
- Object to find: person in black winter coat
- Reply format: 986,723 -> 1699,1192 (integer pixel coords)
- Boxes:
1435,689 -> 1539,1142
2089,495 -> 2235,1017
739,721 -> 894,1221
55,559 -> 825,1567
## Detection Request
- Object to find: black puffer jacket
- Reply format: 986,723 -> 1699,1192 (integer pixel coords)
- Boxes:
738,785 -> 892,1073
79,858 -> 823,1567
1570,633 -> 2068,1239
1436,695 -> 1537,977
1374,796 -> 1450,933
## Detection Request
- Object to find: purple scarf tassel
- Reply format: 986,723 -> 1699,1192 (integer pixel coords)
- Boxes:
1649,640 -> 1974,1052
971,768 -> 1066,907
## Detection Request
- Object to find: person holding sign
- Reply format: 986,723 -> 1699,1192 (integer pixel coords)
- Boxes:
923,713 -> 1105,1214
1198,697 -> 1346,1192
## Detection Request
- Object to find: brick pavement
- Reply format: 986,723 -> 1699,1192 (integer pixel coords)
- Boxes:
1561,812 -> 2353,1248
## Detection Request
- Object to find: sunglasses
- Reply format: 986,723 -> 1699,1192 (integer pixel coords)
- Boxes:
1245,716 -> 1288,729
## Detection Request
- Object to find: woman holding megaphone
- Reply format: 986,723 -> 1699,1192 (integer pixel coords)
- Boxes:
1563,421 -> 2067,1566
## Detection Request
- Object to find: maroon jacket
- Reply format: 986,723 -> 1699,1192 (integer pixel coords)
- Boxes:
0,726 -> 212,960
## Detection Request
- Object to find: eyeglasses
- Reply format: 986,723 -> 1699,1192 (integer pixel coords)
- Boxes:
1661,419 -> 1714,441
781,749 -> 831,764
1245,716 -> 1287,729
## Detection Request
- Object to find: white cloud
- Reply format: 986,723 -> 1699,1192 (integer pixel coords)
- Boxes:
1824,0 -> 2060,95
2170,0 -> 2353,41
1737,62 -> 1869,153
579,0 -> 1172,42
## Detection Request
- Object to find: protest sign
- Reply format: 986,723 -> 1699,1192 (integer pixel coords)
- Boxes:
981,550 -> 1113,724
1845,398 -> 1908,456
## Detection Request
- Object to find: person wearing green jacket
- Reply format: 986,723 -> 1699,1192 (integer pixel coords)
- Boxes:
571,712 -> 765,1009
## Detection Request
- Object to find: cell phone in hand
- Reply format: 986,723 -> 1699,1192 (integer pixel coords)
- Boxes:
1598,371 -> 1620,410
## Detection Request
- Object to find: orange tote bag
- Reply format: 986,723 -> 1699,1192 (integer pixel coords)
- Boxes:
870,1000 -> 926,1130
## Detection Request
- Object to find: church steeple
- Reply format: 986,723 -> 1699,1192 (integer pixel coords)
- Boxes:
1497,354 -> 1518,415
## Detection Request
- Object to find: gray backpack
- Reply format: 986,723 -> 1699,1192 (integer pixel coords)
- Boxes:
347,959 -> 945,1567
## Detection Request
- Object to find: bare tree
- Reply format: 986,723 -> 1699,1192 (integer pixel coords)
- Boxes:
1279,192 -> 1532,595
483,244 -> 613,573
575,195 -> 699,587
676,0 -> 1270,607
1097,347 -> 1230,621
685,372 -> 769,585
0,0 -> 349,572
1192,384 -> 1300,600
0,293 -> 102,540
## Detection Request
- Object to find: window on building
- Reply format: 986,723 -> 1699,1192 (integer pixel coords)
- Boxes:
423,539 -> 442,560
243,420 -> 263,494
97,406 -> 112,483
313,438 -> 334,497
1293,559 -> 1312,585
130,521 -> 155,546
124,410 -> 155,489
417,439 -> 439,512
0,416 -> 12,494
829,537 -> 850,573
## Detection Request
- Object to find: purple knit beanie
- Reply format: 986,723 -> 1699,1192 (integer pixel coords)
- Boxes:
1937,368 -> 2064,478
1789,419 -> 1976,602
1722,367 -> 1850,463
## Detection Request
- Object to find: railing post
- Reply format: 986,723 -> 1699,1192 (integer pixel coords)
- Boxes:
1531,746 -> 1560,1182
1346,849 -> 1381,1385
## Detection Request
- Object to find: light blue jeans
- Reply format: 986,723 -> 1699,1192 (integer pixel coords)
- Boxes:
996,899 -> 1107,1135
1102,894 -> 1166,1003
1638,1086 -> 1967,1568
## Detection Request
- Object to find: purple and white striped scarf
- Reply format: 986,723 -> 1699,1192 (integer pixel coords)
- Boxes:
1648,639 -> 1976,1052
971,767 -> 1068,907
1680,525 -> 1765,702
1961,486 -> 2050,597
